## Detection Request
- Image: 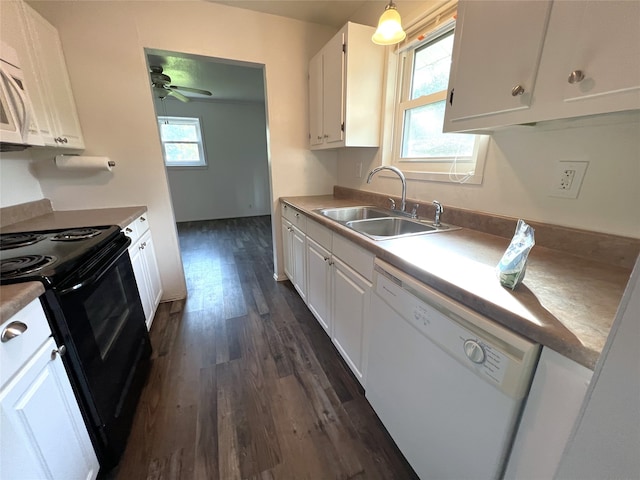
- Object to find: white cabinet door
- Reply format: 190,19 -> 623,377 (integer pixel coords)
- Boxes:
445,0 -> 552,125
291,225 -> 307,303
559,1 -> 640,105
331,256 -> 371,383
129,242 -> 151,323
308,51 -> 324,147
322,30 -> 345,145
127,217 -> 163,330
281,218 -> 293,281
504,347 -> 592,479
141,231 -> 162,329
308,22 -> 383,149
1,337 -> 99,480
306,237 -> 332,333
0,0 -> 52,144
23,2 -> 84,149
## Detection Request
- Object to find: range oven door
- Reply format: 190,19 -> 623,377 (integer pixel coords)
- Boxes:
48,235 -> 151,467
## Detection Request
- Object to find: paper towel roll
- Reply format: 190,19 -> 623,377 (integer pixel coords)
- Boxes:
54,155 -> 115,172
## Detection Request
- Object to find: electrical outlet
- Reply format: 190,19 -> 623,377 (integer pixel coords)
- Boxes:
559,169 -> 575,190
549,161 -> 589,199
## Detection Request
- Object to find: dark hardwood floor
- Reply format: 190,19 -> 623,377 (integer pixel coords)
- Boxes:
110,215 -> 418,480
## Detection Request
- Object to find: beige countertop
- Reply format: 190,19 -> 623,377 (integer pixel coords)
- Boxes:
2,206 -> 146,233
281,195 -> 633,370
0,205 -> 147,322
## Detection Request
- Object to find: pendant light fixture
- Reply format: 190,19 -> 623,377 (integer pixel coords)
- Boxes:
372,1 -> 406,45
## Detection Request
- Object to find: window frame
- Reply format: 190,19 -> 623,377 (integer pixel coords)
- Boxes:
390,20 -> 488,185
157,116 -> 207,168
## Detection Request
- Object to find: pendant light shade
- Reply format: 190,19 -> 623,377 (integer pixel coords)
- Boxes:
372,1 -> 406,45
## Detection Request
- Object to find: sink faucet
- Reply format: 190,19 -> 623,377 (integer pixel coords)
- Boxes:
367,166 -> 407,213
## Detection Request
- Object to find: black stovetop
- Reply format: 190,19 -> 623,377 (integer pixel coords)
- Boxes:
0,225 -> 122,286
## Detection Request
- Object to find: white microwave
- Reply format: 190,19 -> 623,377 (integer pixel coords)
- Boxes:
0,41 -> 43,151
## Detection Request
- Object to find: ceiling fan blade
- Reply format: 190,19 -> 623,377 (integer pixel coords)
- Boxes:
168,89 -> 190,103
169,85 -> 212,96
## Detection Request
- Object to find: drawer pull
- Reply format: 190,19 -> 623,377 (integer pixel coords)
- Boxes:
140,216 -> 146,222
51,345 -> 67,360
125,227 -> 133,234
1,321 -> 27,343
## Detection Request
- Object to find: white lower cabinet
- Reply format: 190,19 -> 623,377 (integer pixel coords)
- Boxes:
281,204 -> 308,302
504,347 -> 592,479
331,256 -> 371,383
0,299 -> 99,480
306,236 -> 332,333
303,216 -> 374,385
124,214 -> 162,330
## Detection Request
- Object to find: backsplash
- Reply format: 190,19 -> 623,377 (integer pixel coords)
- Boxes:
334,186 -> 640,270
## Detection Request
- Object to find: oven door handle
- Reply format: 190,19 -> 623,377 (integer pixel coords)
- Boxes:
55,237 -> 131,295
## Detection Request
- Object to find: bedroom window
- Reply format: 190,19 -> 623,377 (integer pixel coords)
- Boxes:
392,21 -> 487,184
157,116 -> 206,167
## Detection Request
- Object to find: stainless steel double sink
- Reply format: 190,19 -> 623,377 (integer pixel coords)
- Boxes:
315,206 -> 459,240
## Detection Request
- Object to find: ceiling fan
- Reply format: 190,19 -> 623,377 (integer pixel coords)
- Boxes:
149,65 -> 212,102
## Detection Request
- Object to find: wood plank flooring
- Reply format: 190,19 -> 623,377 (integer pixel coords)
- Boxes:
108,216 -> 418,480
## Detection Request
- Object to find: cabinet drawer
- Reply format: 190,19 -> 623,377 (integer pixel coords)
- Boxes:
0,298 -> 52,388
122,219 -> 140,245
281,203 -> 306,233
307,219 -> 332,251
136,213 -> 150,235
332,234 -> 374,282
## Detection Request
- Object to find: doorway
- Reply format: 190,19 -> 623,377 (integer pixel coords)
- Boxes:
145,49 -> 271,223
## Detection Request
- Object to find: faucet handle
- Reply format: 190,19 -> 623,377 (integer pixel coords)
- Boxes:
433,200 -> 443,226
388,198 -> 396,210
410,203 -> 419,218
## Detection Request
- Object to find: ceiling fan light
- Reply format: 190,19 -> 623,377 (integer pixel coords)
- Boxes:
372,2 -> 406,45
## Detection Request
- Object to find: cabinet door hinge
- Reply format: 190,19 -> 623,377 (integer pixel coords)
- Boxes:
342,42 -> 346,54
449,88 -> 454,106
341,123 -> 345,132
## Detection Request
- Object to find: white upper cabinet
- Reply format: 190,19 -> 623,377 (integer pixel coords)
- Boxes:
444,0 -> 640,133
551,0 -> 640,109
24,3 -> 85,149
444,0 -> 552,123
309,22 -> 385,149
0,0 -> 84,149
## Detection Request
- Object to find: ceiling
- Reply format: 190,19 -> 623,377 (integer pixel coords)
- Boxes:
146,51 -> 266,103
146,1 -> 406,104
210,0 -> 377,28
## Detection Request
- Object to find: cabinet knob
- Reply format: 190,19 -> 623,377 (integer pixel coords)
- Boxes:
51,345 -> 67,360
295,213 -> 300,218
568,70 -> 585,84
323,134 -> 329,139
511,84 -> 525,96
62,137 -> 68,143
317,135 -> 322,140
1,321 -> 27,343
140,216 -> 146,222
125,227 -> 133,234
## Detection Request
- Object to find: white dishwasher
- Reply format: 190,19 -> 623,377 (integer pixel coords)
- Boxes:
366,260 -> 540,480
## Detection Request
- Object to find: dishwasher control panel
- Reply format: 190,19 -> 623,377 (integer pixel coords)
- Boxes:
375,262 -> 539,398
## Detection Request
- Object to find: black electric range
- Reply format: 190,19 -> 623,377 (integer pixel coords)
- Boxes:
0,225 -> 151,472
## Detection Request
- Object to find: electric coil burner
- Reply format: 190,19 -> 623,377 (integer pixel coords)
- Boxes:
0,254 -> 57,277
0,224 -> 151,472
0,232 -> 45,250
51,227 -> 101,241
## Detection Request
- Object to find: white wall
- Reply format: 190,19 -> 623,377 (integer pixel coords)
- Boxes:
156,97 -> 271,222
28,0 -> 339,300
337,112 -> 640,238
0,150 -> 44,207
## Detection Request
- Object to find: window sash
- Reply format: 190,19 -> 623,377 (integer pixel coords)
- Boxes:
157,116 -> 206,167
392,23 -> 482,170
